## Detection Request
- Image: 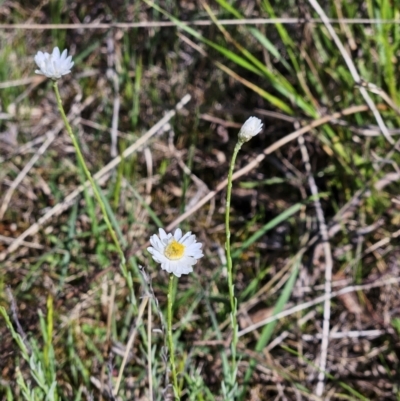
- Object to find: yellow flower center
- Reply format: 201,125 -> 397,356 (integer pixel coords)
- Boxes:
164,239 -> 185,260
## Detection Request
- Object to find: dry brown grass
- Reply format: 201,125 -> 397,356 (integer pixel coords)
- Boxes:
1,1 -> 400,400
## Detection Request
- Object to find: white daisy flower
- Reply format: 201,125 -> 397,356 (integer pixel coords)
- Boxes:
147,228 -> 203,277
238,116 -> 263,143
34,47 -> 74,80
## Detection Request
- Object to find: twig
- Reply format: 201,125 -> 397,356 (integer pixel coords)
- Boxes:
144,147 -> 153,203
0,94 -> 191,260
307,0 -> 393,144
6,287 -> 31,353
0,94 -> 88,219
100,283 -> 116,401
0,76 -> 45,89
138,265 -> 169,395
297,134 -> 333,396
358,80 -> 400,116
0,135 -> 49,164
302,329 -> 386,341
106,34 -> 121,158
237,276 -> 400,337
107,358 -> 117,401
0,132 -> 56,220
1,18 -> 400,30
113,296 -> 149,396
166,129 -> 209,208
165,104 -> 370,233
0,234 -> 44,250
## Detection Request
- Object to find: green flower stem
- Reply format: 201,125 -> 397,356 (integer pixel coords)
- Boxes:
52,81 -> 126,266
225,141 -> 243,388
167,274 -> 180,400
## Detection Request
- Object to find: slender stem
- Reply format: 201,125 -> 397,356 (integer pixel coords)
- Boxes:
167,274 -> 179,400
52,81 -> 126,266
225,142 -> 242,310
147,300 -> 153,401
225,141 -> 242,391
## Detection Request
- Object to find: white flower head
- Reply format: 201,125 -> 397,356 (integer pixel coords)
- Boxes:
147,228 -> 203,277
238,116 -> 263,143
34,47 -> 74,80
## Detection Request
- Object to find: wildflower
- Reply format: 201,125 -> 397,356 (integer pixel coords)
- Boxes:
34,47 -> 74,80
147,228 -> 203,277
238,116 -> 263,143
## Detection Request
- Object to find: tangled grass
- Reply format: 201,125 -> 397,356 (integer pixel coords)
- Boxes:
1,0 -> 400,400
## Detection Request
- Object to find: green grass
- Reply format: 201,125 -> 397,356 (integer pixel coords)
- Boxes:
1,0 -> 400,400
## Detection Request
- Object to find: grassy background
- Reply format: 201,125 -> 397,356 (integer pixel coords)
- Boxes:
1,0 -> 400,399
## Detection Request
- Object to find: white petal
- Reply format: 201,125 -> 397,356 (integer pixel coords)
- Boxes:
60,48 -> 68,61
159,228 -> 171,243
187,249 -> 203,259
162,260 -> 172,273
181,234 -> 195,246
180,255 -> 198,266
238,116 -> 263,142
34,47 -> 73,80
147,227 -> 203,277
52,47 -> 61,59
187,242 -> 202,251
66,56 -> 74,68
174,228 -> 182,240
34,52 -> 44,64
180,231 -> 192,243
149,234 -> 164,252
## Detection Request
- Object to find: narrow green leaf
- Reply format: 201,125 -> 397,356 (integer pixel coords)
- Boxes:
94,180 -> 127,248
232,202 -> 303,259
241,257 -> 301,399
256,257 -> 300,350
248,27 -> 294,73
282,346 -> 370,401
214,0 -> 242,18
